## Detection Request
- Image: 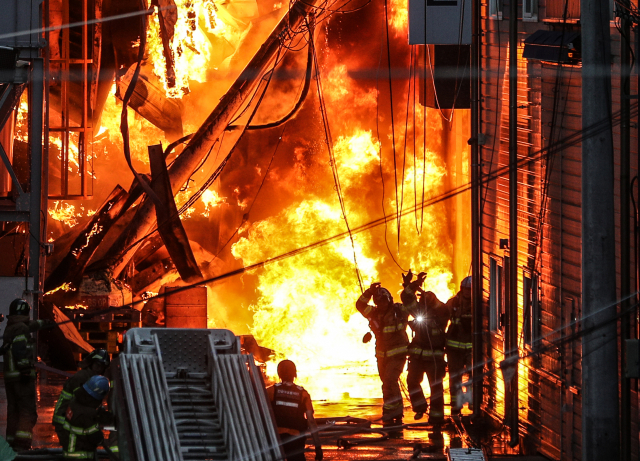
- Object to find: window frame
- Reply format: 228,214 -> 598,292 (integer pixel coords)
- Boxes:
523,269 -> 540,349
523,0 -> 538,22
489,0 -> 503,20
489,256 -> 504,333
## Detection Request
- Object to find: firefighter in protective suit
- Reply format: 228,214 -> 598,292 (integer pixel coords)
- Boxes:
1,298 -> 55,451
356,282 -> 411,425
401,271 -> 450,424
445,276 -> 473,414
53,349 -> 110,433
56,374 -> 113,460
266,360 -> 322,461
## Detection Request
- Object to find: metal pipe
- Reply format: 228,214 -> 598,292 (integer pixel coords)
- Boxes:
470,0 -> 483,416
619,2 -> 631,457
29,59 -> 44,319
580,0 -> 620,457
508,0 -> 519,444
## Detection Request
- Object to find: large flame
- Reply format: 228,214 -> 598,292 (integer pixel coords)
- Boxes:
232,128 -> 456,399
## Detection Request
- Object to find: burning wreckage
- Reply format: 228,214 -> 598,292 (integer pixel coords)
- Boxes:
0,0 -> 474,457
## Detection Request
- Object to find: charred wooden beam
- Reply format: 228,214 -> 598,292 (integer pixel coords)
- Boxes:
116,68 -> 183,140
156,0 -> 178,89
99,0 -> 321,279
45,185 -> 129,292
148,144 -> 202,282
131,257 -> 175,294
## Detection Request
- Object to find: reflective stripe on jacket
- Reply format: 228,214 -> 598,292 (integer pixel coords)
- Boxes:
2,316 -> 39,382
356,292 -> 409,357
271,382 -> 308,432
53,369 -> 97,426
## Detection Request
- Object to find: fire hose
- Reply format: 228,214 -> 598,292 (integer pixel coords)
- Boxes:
312,415 -> 455,448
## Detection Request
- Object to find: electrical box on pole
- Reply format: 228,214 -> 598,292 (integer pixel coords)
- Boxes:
409,0 -> 472,45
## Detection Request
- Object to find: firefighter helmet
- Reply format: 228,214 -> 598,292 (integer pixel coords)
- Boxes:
83,375 -> 110,400
277,360 -> 297,382
88,349 -> 110,366
9,298 -> 30,316
460,276 -> 472,289
372,287 -> 393,307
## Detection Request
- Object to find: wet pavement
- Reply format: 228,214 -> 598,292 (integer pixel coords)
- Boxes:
0,373 -> 477,460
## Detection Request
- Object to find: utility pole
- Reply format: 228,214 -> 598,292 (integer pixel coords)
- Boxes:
619,0 -> 631,458
471,0 -> 483,417
580,0 -> 620,459
508,0 -> 519,445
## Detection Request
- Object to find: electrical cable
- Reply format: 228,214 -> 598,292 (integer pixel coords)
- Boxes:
227,19 -> 315,132
311,22 -> 364,292
383,0 -> 401,251
375,5 -> 405,272
399,44 -> 413,241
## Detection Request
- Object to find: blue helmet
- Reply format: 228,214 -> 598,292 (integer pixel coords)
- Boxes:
83,375 -> 110,400
460,276 -> 472,289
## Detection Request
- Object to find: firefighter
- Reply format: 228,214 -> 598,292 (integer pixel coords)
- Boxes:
356,281 -> 413,426
266,360 -> 322,461
56,375 -> 112,460
1,298 -> 54,451
52,349 -> 110,432
445,276 -> 473,415
401,273 -> 449,424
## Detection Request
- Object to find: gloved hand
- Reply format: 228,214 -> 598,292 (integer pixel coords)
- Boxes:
44,319 -> 56,328
402,270 -> 414,287
96,407 -> 115,426
315,446 -> 323,461
410,272 -> 427,290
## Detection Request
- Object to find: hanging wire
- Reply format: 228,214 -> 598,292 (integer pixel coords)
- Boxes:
310,22 -> 365,293
376,1 -> 406,272
383,0 -> 401,250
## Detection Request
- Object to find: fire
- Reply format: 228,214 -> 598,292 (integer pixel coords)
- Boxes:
147,0 -> 229,98
99,84 -> 168,165
71,222 -> 104,258
389,0 -> 409,32
48,201 -> 96,228
201,189 -> 226,217
44,282 -> 77,296
49,201 -> 81,227
15,95 -> 29,142
65,304 -> 88,310
232,127 -> 455,399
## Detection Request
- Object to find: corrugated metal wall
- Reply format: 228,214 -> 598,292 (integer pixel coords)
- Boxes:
478,1 -> 640,458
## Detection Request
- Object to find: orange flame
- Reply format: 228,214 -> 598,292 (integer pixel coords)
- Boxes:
232,128 -> 455,399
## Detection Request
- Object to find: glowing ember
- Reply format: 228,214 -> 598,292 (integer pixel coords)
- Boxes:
49,201 -> 81,227
65,304 -> 88,310
44,282 -> 77,296
71,223 -> 104,258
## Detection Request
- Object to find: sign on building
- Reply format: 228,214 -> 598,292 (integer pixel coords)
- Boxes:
409,0 -> 472,45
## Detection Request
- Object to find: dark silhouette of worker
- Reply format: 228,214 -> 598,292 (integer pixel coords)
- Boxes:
1,298 -> 54,451
401,272 -> 450,424
266,360 -> 322,461
446,276 -> 473,414
53,349 -> 110,434
356,281 -> 413,426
